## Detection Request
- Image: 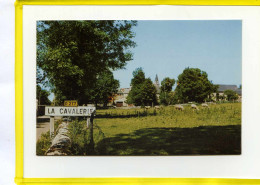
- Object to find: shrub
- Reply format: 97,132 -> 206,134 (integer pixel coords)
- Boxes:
36,120 -> 62,155
36,131 -> 51,155
68,119 -> 105,155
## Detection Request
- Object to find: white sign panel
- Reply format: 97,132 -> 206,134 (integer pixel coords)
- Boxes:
45,106 -> 96,116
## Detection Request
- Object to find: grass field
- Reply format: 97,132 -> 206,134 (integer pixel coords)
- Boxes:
90,103 -> 241,155
38,103 -> 241,156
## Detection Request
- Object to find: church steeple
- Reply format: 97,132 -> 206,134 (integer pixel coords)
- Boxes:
155,74 -> 159,86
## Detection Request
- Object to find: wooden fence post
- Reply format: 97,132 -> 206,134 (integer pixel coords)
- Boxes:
86,117 -> 90,128
89,113 -> 94,153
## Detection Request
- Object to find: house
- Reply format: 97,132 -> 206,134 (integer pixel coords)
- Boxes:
114,88 -> 131,107
213,84 -> 242,102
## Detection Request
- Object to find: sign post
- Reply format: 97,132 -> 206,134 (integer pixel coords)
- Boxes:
50,116 -> 54,138
89,113 -> 95,153
86,117 -> 90,128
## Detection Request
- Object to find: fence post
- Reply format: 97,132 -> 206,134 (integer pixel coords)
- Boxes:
89,112 -> 95,153
86,117 -> 90,128
50,116 -> 54,138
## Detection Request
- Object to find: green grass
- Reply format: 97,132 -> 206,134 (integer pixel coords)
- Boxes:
37,103 -> 241,156
67,119 -> 105,155
95,103 -> 241,138
93,103 -> 241,155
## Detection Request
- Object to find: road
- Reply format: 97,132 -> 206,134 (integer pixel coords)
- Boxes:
36,116 -> 62,140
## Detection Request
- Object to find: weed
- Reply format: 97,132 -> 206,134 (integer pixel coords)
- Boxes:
36,131 -> 51,155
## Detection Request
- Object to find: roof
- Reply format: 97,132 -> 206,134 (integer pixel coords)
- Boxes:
117,85 -> 161,94
117,88 -> 131,94
217,84 -> 242,96
217,84 -> 238,92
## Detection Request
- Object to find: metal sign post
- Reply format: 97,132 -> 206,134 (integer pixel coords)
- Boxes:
50,116 -> 55,138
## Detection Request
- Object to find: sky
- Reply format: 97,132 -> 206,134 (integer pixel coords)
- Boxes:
47,20 -> 241,101
113,20 -> 242,89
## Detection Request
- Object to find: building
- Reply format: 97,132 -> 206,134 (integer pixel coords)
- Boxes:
114,75 -> 161,107
153,74 -> 161,99
213,84 -> 242,102
114,88 -> 131,107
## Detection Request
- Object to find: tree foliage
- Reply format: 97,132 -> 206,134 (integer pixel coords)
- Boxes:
224,90 -> 238,101
141,78 -> 158,106
127,68 -> 157,106
89,70 -> 119,106
161,77 -> 175,92
37,85 -> 51,105
160,77 -> 175,105
175,68 -> 218,103
37,20 -> 137,104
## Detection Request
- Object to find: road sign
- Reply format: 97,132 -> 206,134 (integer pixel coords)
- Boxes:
64,100 -> 78,107
45,106 -> 96,117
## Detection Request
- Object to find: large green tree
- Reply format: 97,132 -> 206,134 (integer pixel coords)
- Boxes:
175,68 -> 218,103
37,20 -> 137,104
127,68 -> 157,106
126,68 -> 145,105
89,70 -> 119,106
140,78 -> 158,106
160,77 -> 175,105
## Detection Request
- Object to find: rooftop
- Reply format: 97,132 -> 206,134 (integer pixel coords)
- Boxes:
217,84 -> 242,95
217,84 -> 238,92
117,88 -> 131,94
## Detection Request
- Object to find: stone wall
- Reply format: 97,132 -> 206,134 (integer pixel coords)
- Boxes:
46,122 -> 71,156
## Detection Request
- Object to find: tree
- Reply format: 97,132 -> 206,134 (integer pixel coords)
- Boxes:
89,70 -> 119,106
140,78 -> 158,106
167,91 -> 178,105
160,77 -> 175,105
37,20 -> 137,104
126,68 -> 145,105
37,85 -> 51,105
175,68 -> 218,103
127,68 -> 157,106
161,77 -> 175,92
224,90 -> 238,101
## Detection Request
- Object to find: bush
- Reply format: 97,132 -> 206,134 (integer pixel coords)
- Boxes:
36,120 -> 62,155
36,131 -> 51,155
224,90 -> 238,101
68,119 -> 105,155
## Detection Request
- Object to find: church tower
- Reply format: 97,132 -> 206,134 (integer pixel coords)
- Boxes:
154,74 -> 159,86
154,74 -> 160,94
